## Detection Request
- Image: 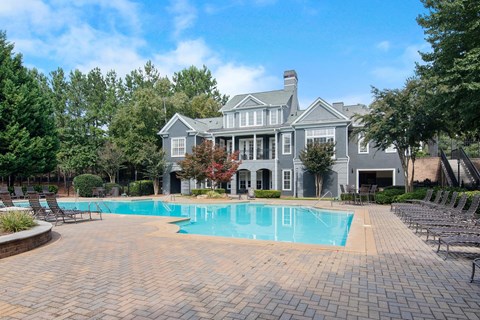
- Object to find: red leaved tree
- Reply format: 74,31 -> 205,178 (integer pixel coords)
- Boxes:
178,140 -> 241,189
205,147 -> 240,189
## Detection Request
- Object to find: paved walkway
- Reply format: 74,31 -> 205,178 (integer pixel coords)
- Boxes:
1,204 -> 479,319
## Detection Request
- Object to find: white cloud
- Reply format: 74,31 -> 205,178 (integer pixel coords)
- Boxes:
0,0 -> 279,98
376,41 -> 390,52
153,39 -> 219,75
214,64 -> 278,97
371,44 -> 427,84
168,0 -> 197,37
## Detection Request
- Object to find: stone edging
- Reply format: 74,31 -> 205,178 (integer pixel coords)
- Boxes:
0,220 -> 53,259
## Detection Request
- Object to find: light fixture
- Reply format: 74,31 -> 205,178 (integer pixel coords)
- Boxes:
397,168 -> 400,173
351,168 -> 354,174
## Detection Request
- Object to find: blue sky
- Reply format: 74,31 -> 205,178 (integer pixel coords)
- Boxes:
0,0 -> 428,108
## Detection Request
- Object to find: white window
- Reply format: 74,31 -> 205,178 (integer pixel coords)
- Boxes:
282,133 -> 292,154
282,170 -> 292,191
239,110 -> 263,127
171,137 -> 186,157
248,112 -> 254,126
255,110 -> 263,125
270,109 -> 278,125
358,133 -> 369,154
385,144 -> 397,153
306,128 -> 335,146
226,114 -> 234,128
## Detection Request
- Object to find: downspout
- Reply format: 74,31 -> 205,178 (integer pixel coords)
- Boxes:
345,123 -> 351,186
274,128 -> 278,190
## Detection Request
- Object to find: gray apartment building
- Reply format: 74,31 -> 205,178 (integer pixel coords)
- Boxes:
159,70 -> 404,197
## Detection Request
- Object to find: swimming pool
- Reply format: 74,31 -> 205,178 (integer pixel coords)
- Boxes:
29,200 -> 353,246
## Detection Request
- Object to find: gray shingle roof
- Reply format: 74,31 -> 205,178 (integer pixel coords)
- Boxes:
220,90 -> 293,112
180,115 -> 223,132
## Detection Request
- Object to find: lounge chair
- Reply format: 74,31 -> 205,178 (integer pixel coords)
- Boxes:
27,191 -> 52,220
391,189 -> 434,213
438,234 -> 480,260
368,185 -> 378,203
45,192 -> 86,225
416,194 -> 479,234
247,188 -> 256,200
39,185 -> 50,198
13,186 -> 25,199
0,191 -> 15,207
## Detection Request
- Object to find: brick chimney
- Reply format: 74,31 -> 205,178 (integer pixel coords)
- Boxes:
284,70 -> 298,92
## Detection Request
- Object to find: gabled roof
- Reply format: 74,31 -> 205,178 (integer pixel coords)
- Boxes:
158,113 -> 195,134
221,90 -> 292,112
292,98 -> 349,126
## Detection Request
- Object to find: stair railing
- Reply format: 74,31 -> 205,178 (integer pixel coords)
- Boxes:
457,147 -> 480,188
440,149 -> 458,187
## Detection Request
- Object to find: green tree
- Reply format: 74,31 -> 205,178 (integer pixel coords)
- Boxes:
0,32 -> 59,182
353,79 -> 439,192
97,141 -> 125,183
416,0 -> 480,134
172,65 -> 228,105
140,144 -> 166,195
299,142 -> 335,197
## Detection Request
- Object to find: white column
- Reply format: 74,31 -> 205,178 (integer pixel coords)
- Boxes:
253,133 -> 257,160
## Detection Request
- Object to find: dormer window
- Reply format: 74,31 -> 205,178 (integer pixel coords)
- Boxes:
226,113 -> 234,128
239,110 -> 263,127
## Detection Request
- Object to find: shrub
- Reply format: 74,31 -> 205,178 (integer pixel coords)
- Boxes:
128,180 -> 154,196
375,188 -> 405,204
392,188 -> 428,203
206,191 -> 223,198
0,211 -> 37,233
254,190 -> 281,198
73,174 -> 104,197
191,188 -> 225,196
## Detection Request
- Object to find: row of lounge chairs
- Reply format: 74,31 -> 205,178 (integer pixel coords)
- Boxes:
0,185 -> 51,199
0,191 -> 99,225
392,189 -> 480,259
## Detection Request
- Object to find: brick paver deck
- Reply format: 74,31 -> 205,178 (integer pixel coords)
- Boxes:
1,204 -> 479,319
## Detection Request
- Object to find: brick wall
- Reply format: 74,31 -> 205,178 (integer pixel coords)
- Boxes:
0,229 -> 52,259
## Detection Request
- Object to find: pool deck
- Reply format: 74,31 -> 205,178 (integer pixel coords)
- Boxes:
1,199 -> 479,319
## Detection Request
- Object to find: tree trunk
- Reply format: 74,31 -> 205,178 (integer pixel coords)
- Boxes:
409,158 -> 416,193
153,177 -> 159,195
315,174 -> 324,198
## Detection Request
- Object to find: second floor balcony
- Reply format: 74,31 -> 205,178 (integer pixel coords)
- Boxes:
239,148 -> 276,160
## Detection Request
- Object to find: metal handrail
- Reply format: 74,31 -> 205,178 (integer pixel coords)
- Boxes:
440,149 -> 458,186
88,200 -> 111,214
457,147 -> 480,187
313,190 -> 335,207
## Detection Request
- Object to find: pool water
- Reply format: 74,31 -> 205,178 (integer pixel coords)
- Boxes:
27,200 -> 353,246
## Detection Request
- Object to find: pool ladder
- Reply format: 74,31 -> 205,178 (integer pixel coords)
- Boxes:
87,200 -> 111,219
313,190 -> 335,207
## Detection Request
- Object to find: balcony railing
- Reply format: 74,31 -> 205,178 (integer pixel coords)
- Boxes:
239,148 -> 276,160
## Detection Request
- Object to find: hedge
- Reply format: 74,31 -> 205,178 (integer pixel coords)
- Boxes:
17,185 -> 59,194
254,190 -> 281,198
73,174 -> 104,197
128,180 -> 154,196
191,188 -> 225,196
374,188 -> 405,204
